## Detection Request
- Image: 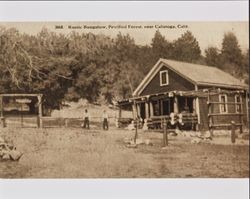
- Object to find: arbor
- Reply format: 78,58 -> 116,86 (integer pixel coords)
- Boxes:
172,31 -> 201,62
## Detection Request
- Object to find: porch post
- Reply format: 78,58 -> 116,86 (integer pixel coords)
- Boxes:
136,103 -> 141,117
149,101 -> 154,117
132,104 -> 137,120
194,85 -> 201,125
193,98 -> 196,113
174,95 -> 179,113
145,101 -> 149,119
195,97 -> 200,124
118,106 -> 122,118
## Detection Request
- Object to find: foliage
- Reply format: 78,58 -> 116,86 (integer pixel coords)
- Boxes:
205,47 -> 220,67
0,27 -> 248,109
204,32 -> 248,83
172,31 -> 201,62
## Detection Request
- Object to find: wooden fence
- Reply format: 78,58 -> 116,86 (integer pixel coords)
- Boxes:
0,116 -> 119,128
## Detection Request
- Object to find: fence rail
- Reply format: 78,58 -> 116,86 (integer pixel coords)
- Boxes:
0,116 -> 120,128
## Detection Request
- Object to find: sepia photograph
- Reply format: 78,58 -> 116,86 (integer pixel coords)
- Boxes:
0,21 -> 248,179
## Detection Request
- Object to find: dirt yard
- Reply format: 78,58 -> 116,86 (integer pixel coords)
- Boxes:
0,127 -> 249,178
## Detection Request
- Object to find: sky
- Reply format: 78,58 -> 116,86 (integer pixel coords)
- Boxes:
0,22 -> 249,55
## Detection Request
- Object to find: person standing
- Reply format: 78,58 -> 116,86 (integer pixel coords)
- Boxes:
102,110 -> 109,130
83,109 -> 90,129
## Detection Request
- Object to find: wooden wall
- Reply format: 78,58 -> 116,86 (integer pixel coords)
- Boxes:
140,65 -> 195,96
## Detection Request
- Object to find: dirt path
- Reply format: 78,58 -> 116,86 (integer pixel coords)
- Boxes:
0,128 -> 249,178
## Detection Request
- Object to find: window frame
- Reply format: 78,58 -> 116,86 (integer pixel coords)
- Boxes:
219,94 -> 228,113
235,94 -> 242,113
160,70 -> 169,86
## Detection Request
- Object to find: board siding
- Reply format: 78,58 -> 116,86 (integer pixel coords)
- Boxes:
198,97 -> 209,131
198,85 -> 247,126
140,65 -> 195,96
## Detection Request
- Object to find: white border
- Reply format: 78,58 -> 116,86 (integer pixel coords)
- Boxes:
0,1 -> 249,199
0,1 -> 249,21
0,179 -> 249,199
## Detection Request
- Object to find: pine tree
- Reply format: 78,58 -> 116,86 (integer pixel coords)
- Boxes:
172,31 -> 201,62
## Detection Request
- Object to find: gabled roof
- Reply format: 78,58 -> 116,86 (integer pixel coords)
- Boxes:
133,58 -> 248,96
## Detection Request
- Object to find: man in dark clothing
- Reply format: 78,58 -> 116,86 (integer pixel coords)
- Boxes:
83,109 -> 90,129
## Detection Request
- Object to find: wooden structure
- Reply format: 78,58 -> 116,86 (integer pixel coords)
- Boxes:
0,93 -> 43,128
117,59 -> 249,132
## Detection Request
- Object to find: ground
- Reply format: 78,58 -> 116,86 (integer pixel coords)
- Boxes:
0,127 -> 249,178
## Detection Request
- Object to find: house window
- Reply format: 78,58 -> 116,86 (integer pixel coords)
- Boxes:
235,95 -> 241,113
219,94 -> 228,113
160,70 -> 169,86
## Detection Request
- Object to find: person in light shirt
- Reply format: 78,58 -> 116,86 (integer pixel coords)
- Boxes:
102,110 -> 109,130
83,109 -> 90,129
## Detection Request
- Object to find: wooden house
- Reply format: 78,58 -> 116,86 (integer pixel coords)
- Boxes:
118,58 -> 249,132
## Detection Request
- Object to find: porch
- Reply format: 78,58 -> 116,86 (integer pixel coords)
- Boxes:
117,90 -> 202,130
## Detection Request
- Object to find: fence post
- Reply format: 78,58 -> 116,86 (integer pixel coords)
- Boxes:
0,117 -> 6,128
163,118 -> 168,147
37,116 -> 40,128
134,118 -> 138,143
231,121 -> 236,144
65,118 -> 68,128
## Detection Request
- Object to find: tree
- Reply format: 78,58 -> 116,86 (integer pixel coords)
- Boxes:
221,32 -> 243,67
241,49 -> 249,83
205,46 -> 220,66
151,30 -> 173,59
172,31 -> 201,62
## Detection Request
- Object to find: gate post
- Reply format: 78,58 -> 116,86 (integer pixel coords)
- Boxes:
163,118 -> 168,147
231,121 -> 236,144
37,94 -> 43,128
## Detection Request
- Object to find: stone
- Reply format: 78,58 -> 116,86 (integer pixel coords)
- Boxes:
135,138 -> 144,145
124,137 -> 132,144
0,137 -> 4,143
190,132 -> 196,137
204,131 -> 212,140
142,123 -> 148,131
175,128 -> 182,135
0,150 -> 4,157
126,144 -> 137,148
9,150 -> 23,161
183,132 -> 191,137
145,139 -> 152,145
169,132 -> 177,136
241,133 -> 249,140
127,122 -> 135,130
2,153 -> 10,160
196,132 -> 202,138
191,137 -> 201,144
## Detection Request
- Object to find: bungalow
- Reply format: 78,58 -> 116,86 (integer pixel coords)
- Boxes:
118,58 -> 249,132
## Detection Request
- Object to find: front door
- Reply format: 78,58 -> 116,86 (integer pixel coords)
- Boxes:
140,103 -> 146,119
162,99 -> 171,115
